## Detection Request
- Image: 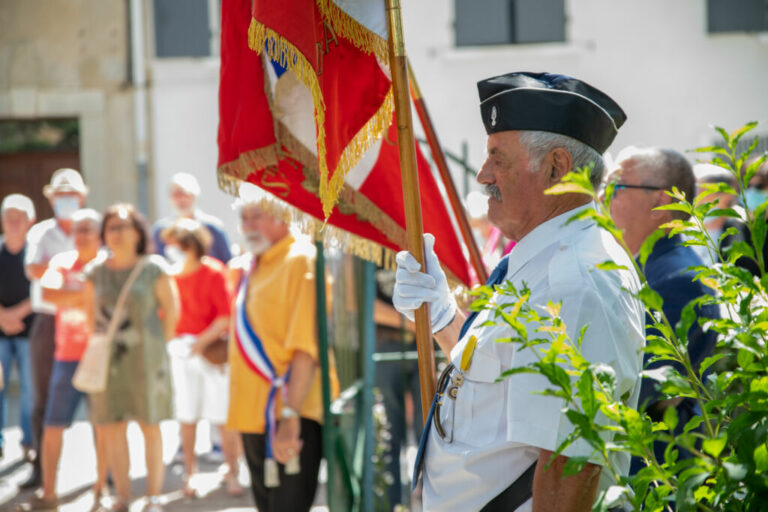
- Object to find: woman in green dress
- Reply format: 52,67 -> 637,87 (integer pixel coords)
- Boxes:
82,204 -> 178,512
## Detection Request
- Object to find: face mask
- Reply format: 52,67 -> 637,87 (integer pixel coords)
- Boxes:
164,245 -> 188,265
745,188 -> 768,211
53,197 -> 80,220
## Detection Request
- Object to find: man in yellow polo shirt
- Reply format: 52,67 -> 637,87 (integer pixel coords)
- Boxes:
227,192 -> 336,512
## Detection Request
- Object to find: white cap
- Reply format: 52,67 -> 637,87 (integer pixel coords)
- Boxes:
170,172 -> 201,196
43,168 -> 88,198
1,193 -> 36,221
71,208 -> 103,228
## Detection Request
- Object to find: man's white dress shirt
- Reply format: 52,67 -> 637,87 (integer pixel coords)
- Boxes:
423,204 -> 645,512
25,218 -> 74,315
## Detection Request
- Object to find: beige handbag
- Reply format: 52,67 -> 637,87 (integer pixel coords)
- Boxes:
72,257 -> 146,394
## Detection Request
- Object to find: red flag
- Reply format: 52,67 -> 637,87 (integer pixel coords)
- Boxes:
217,0 -> 471,286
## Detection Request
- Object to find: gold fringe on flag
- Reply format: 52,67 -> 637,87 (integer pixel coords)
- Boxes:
315,0 -> 389,64
216,167 -> 466,292
248,17 -> 395,221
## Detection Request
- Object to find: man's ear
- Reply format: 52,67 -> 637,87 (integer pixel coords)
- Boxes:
651,190 -> 673,219
549,148 -> 573,182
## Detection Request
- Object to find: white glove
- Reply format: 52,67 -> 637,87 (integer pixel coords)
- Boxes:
393,233 -> 456,333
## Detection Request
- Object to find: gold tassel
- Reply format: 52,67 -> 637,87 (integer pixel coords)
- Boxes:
285,456 -> 301,475
264,457 -> 280,488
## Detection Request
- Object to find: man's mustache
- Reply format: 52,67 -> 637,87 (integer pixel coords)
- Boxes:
485,184 -> 502,201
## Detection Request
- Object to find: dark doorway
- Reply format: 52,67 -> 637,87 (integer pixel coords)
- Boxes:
0,119 -> 81,232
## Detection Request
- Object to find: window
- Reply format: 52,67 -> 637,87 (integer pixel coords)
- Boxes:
707,0 -> 768,33
153,0 -> 217,57
455,0 -> 565,47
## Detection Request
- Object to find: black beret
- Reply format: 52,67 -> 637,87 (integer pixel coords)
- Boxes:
477,72 -> 626,153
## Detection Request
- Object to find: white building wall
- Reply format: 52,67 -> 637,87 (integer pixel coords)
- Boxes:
149,59 -> 240,245
148,0 -> 768,242
403,0 -> 768,191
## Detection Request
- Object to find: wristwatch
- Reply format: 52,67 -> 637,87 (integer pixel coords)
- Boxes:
280,406 -> 300,420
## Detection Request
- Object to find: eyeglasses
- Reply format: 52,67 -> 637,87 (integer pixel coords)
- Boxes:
613,183 -> 664,192
105,224 -> 133,233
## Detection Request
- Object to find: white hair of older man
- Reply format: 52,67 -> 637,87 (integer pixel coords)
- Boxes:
518,131 -> 605,189
170,172 -> 201,196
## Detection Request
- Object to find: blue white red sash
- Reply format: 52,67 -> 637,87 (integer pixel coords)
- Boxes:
234,272 -> 290,487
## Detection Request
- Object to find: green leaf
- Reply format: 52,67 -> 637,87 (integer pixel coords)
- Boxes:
638,283 -> 664,312
702,436 -> 727,458
638,230 -> 667,268
545,182 -> 591,196
737,348 -> 755,369
683,416 -> 704,434
663,405 -> 678,432
595,260 -> 628,272
561,456 -> 589,477
714,125 -> 730,144
754,443 -> 768,472
730,121 -> 759,149
692,145 -> 729,155
698,353 -> 727,377
751,204 -> 767,267
578,369 -> 597,418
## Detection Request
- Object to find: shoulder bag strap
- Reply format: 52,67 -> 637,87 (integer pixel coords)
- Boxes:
103,256 -> 147,343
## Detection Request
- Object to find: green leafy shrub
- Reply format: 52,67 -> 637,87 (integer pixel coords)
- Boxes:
477,123 -> 768,511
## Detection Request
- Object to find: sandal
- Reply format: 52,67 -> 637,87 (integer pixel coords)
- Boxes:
224,473 -> 244,497
142,496 -> 163,512
15,495 -> 59,511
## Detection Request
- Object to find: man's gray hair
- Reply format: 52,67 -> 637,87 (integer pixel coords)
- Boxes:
518,131 -> 606,189
615,146 -> 695,221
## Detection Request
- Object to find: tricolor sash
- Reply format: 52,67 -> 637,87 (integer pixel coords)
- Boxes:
234,270 -> 291,487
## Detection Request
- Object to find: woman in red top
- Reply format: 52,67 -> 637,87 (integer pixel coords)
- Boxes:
162,219 -> 243,497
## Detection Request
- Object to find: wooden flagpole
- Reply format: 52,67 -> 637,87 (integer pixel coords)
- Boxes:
386,0 -> 436,421
407,61 -> 489,284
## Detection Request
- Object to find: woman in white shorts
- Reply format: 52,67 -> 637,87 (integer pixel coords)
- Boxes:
162,219 -> 242,497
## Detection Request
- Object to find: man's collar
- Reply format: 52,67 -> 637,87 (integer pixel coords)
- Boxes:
258,234 -> 294,266
505,202 -> 596,278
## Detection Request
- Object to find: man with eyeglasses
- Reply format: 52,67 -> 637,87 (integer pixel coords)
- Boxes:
393,73 -> 645,511
606,146 -> 720,476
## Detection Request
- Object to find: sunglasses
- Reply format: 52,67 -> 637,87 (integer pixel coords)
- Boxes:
613,183 -> 664,192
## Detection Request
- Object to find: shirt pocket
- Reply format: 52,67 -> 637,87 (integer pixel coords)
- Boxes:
452,348 -> 504,448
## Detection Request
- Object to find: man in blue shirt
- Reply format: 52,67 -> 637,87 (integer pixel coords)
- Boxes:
152,172 -> 232,264
607,146 -> 720,473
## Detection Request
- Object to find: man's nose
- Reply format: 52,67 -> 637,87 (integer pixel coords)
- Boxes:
477,161 -> 491,184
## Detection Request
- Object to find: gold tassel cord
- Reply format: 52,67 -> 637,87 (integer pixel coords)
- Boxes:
248,19 -> 332,217
315,0 -> 389,64
325,87 -> 395,234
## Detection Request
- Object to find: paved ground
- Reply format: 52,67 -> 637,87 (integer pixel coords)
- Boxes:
0,383 -> 329,512
0,380 -> 422,512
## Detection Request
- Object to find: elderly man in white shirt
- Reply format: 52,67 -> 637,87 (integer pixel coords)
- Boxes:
23,168 -> 87,489
394,73 -> 645,512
